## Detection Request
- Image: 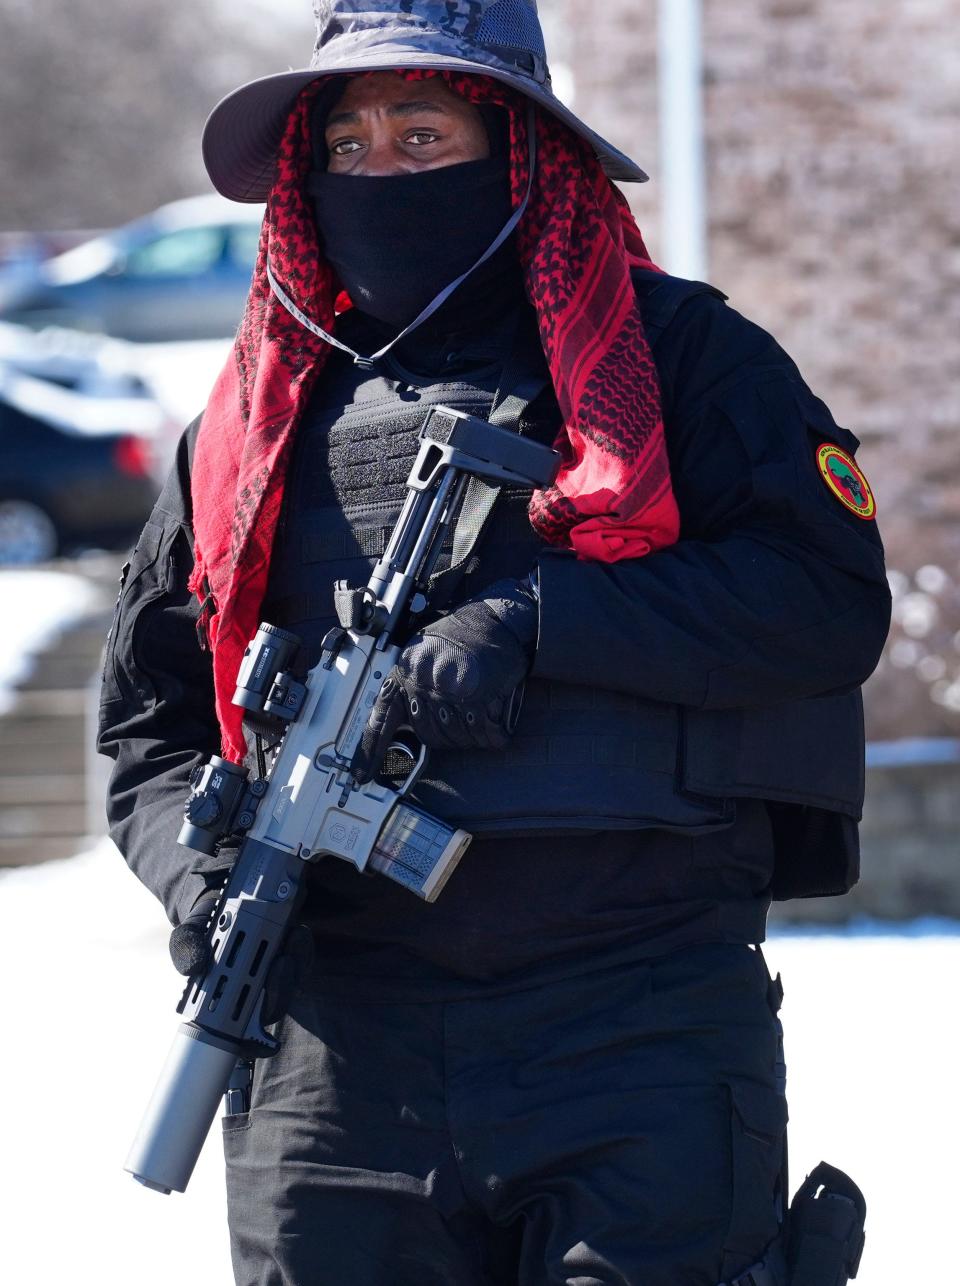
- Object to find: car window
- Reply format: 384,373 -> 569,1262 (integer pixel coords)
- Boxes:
123,227 -> 225,278
226,223 -> 262,271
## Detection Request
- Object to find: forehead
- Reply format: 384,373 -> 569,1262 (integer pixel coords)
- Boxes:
328,72 -> 472,117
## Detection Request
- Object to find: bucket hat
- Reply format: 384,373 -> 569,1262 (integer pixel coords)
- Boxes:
202,0 -> 648,202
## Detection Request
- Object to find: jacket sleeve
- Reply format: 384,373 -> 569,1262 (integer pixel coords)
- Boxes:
97,420 -> 229,925
531,295 -> 892,709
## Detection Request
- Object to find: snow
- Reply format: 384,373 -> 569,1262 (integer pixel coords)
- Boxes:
0,841 -> 233,1285
763,930 -> 959,1284
0,835 -> 955,1285
0,569 -> 100,714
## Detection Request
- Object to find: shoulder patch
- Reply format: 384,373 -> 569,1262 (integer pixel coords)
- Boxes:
816,444 -> 876,520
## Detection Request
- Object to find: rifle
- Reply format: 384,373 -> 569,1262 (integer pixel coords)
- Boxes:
124,406 -> 560,1195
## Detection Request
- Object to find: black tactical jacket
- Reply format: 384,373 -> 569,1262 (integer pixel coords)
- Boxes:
98,275 -> 891,927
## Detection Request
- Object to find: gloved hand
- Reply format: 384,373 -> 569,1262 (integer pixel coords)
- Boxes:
353,576 -> 539,784
169,887 -> 313,1026
169,887 -> 221,977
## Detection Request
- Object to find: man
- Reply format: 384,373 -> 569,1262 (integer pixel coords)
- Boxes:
98,3 -> 889,1283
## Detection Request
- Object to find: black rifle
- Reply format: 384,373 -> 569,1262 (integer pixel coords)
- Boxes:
124,406 -> 559,1195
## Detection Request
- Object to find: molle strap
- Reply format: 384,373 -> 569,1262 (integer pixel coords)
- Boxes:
302,527 -> 392,564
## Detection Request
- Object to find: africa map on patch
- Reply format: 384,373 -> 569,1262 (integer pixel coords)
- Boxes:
816,443 -> 876,519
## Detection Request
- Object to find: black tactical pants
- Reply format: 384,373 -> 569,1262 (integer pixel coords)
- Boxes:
223,943 -> 787,1286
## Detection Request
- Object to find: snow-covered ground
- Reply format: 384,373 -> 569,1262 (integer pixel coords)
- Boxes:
0,837 -> 955,1285
0,841 -> 233,1284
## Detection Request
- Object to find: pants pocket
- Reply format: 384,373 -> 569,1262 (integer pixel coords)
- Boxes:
721,1080 -> 788,1280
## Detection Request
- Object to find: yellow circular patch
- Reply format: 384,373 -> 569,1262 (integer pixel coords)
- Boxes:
816,444 -> 876,520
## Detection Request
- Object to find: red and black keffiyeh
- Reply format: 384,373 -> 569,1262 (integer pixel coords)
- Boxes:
190,71 -> 680,762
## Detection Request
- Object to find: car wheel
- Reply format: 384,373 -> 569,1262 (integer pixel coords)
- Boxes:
0,499 -> 59,565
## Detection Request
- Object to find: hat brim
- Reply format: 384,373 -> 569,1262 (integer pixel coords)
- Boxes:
202,53 -> 648,202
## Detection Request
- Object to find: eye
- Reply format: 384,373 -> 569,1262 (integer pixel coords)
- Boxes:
328,139 -> 362,156
406,130 -> 440,146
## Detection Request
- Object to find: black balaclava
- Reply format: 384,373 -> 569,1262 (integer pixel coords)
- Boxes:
307,90 -> 523,335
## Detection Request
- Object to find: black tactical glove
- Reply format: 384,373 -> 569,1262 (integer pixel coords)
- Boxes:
169,886 -> 313,1026
169,887 -> 221,977
353,577 -> 539,784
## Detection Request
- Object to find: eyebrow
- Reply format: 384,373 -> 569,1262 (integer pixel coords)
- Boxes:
325,100 -> 450,130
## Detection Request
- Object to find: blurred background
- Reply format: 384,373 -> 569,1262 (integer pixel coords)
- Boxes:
0,2 -> 956,1283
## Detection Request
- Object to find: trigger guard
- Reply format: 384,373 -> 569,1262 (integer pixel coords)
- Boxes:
386,728 -> 429,794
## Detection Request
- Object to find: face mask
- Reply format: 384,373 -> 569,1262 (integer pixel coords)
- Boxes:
307,155 -> 515,330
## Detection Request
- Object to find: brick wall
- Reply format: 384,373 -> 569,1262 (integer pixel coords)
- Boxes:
556,0 -> 960,742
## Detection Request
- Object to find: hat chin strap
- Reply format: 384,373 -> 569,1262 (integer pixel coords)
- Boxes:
267,106 -> 537,369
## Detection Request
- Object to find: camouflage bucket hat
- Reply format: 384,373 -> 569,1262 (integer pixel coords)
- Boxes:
202,0 -> 648,201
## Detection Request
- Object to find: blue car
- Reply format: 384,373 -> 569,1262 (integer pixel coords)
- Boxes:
0,195 -> 264,343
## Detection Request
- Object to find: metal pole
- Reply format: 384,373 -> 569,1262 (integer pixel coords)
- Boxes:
657,0 -> 709,281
